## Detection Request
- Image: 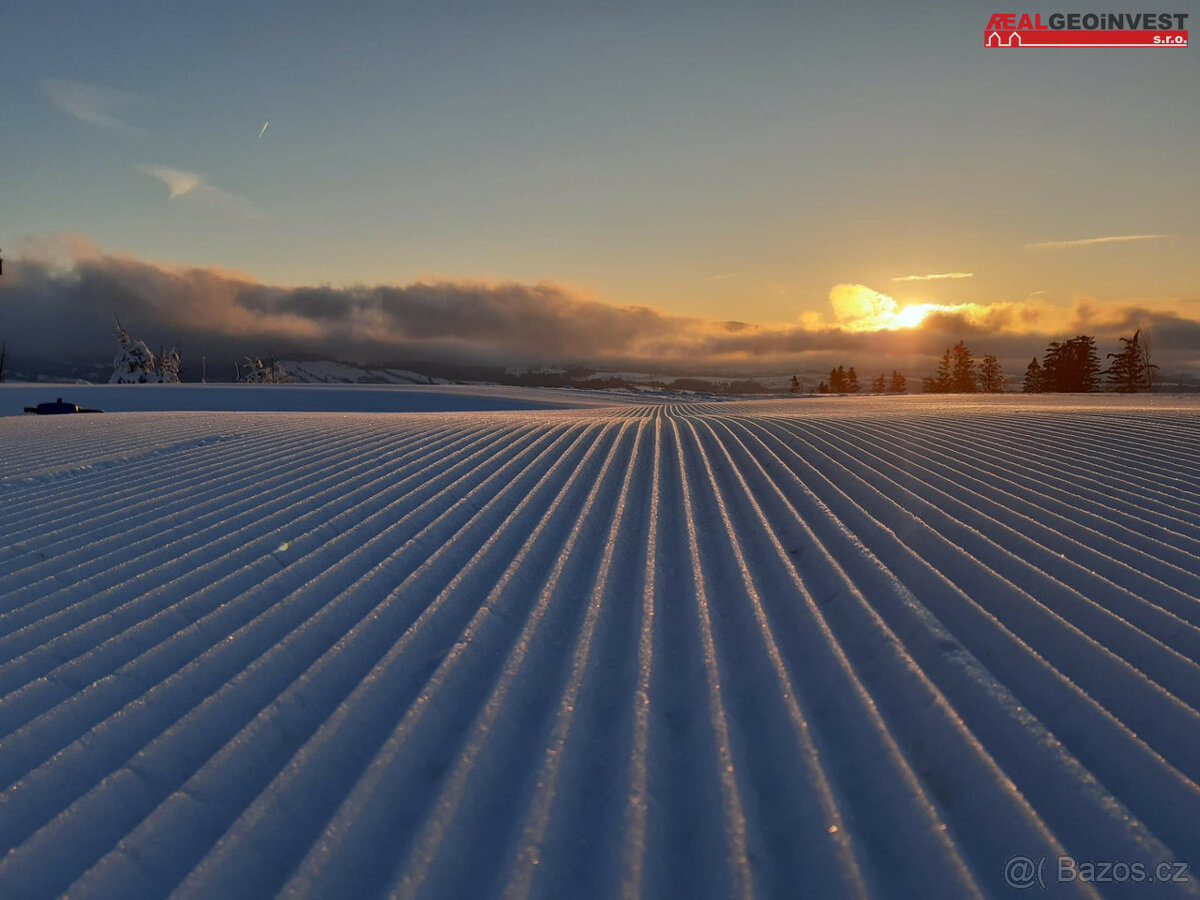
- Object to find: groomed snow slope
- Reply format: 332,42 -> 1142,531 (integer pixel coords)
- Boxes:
2,395 -> 1200,898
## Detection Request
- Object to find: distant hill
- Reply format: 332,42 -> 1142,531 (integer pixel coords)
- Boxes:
5,353 -> 831,394
280,360 -> 456,385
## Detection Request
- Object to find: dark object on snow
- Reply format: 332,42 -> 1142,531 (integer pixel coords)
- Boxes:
23,397 -> 104,415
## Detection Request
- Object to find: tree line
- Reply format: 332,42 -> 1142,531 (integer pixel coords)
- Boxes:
107,316 -> 291,384
922,342 -> 1006,393
793,329 -> 1158,397
804,366 -> 907,394
1022,330 -> 1157,393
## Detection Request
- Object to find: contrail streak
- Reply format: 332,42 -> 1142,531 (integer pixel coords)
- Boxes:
1025,233 -> 1168,250
258,121 -> 269,140
892,272 -> 974,282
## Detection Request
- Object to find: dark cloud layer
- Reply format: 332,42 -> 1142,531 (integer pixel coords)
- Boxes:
2,247 -> 1198,378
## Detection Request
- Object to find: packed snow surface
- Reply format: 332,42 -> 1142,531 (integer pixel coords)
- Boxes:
2,390 -> 1200,898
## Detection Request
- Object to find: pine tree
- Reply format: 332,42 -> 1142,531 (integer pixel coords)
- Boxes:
1104,333 -> 1140,392
817,381 -> 830,394
847,367 -> 860,393
829,366 -> 847,393
1104,329 -> 1157,392
1072,335 -> 1100,392
789,375 -> 801,394
1041,337 -> 1098,392
870,372 -> 886,394
978,354 -> 1005,392
931,348 -> 953,392
1041,341 -> 1064,392
950,341 -> 977,392
889,370 -> 906,393
1022,358 -> 1043,393
1138,330 -> 1159,392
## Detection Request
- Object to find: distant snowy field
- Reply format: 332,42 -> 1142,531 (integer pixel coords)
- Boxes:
0,382 -> 648,417
2,388 -> 1200,898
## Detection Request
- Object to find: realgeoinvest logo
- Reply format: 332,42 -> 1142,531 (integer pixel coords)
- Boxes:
985,12 -> 1189,46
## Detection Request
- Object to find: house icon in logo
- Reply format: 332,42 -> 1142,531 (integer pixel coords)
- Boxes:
986,30 -> 1022,47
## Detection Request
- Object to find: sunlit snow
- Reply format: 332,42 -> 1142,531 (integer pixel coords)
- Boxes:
1,385 -> 1199,898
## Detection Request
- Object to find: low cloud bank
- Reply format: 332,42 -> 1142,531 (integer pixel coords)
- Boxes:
2,241 -> 1198,377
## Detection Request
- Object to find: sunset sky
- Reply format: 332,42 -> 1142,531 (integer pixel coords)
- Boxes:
2,0 -> 1198,373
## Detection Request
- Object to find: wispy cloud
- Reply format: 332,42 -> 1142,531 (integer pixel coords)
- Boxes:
139,165 -> 202,199
892,272 -> 974,282
137,164 -> 261,218
1026,234 -> 1170,251
43,78 -> 146,133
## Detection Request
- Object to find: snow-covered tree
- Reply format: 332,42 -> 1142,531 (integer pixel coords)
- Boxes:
158,345 -> 182,383
110,319 -> 182,383
241,357 -> 270,383
111,318 -> 160,384
241,355 -> 290,383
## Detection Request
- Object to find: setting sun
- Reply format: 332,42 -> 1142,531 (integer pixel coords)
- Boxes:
893,304 -> 933,328
826,284 -> 943,331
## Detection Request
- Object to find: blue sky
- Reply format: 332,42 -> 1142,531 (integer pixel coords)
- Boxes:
1,0 -> 1198,368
